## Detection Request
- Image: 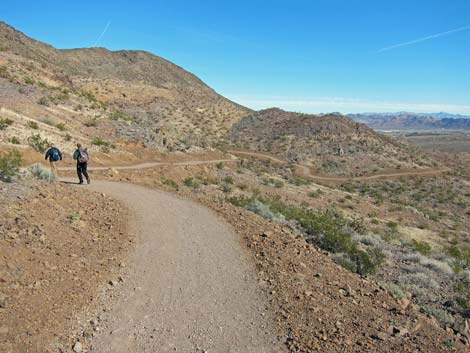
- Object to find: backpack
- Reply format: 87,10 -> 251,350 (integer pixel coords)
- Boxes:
51,149 -> 60,162
78,149 -> 89,163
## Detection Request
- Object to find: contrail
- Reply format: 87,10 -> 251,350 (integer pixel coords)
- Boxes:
93,20 -> 111,47
378,25 -> 470,53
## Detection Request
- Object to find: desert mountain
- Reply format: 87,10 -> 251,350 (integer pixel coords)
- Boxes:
349,112 -> 470,131
230,108 -> 434,176
0,21 -> 250,153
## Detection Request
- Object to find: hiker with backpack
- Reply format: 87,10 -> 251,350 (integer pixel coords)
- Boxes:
73,143 -> 90,184
44,143 -> 62,174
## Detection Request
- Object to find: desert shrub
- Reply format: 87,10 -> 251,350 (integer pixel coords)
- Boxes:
84,118 -> 98,127
246,199 -> 286,222
92,137 -> 112,147
109,110 -> 133,122
56,122 -> 66,131
382,282 -> 405,300
237,183 -> 248,191
411,239 -> 432,255
308,189 -> 324,198
67,212 -> 80,221
421,306 -> 455,327
400,272 -> 439,290
161,178 -> 178,190
8,136 -> 20,145
183,177 -> 201,190
37,97 -> 48,105
0,117 -> 14,130
64,133 -> 72,141
0,150 -> 22,182
220,183 -> 232,193
28,134 -> 49,152
0,65 -> 8,78
215,162 -> 224,170
226,195 -> 253,208
289,176 -> 311,186
386,221 -> 398,229
27,121 -> 39,129
223,176 -> 234,184
24,76 -> 34,84
42,117 -> 55,126
447,245 -> 470,268
27,163 -> 56,182
80,90 -> 97,102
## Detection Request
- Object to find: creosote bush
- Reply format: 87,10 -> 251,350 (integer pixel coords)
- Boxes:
0,117 -> 14,130
28,134 -> 50,153
226,194 -> 384,275
0,150 -> 22,182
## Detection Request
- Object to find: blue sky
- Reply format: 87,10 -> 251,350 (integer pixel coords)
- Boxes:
1,0 -> 470,114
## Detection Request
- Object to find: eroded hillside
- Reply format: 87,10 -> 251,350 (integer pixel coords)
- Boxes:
229,108 -> 435,176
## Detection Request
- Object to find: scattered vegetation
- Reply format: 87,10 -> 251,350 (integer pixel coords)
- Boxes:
109,110 -> 134,122
0,117 -> 14,130
67,212 -> 80,221
227,194 -> 384,275
8,136 -> 20,145
84,118 -> 98,127
56,122 -> 67,131
28,133 -> 50,152
0,150 -> 22,182
161,178 -> 179,190
26,120 -> 39,129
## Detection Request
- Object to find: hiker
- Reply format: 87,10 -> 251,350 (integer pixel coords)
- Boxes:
73,143 -> 90,184
44,143 -> 62,174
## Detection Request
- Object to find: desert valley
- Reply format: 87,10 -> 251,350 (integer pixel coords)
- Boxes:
0,19 -> 469,353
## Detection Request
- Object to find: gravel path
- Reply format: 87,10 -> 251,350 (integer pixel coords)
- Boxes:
85,180 -> 284,353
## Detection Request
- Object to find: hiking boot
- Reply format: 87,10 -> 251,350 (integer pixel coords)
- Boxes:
79,180 -> 83,185
87,178 -> 91,185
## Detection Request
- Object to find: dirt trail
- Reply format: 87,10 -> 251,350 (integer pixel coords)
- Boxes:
57,159 -> 238,172
82,180 -> 283,353
227,149 -> 448,181
57,153 -> 446,181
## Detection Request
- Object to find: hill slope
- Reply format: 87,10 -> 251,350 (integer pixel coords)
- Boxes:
0,21 -> 250,153
230,108 -> 434,176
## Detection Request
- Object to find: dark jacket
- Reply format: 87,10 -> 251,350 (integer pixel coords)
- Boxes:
45,147 -> 62,161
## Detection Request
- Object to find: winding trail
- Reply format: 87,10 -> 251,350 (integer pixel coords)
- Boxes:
82,180 -> 283,353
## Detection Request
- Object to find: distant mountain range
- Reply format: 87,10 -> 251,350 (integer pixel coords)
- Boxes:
348,112 -> 470,131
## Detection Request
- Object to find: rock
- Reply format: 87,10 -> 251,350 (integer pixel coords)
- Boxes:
304,290 -> 313,297
73,341 -> 82,353
260,231 -> 273,238
371,332 -> 388,341
109,280 -> 118,286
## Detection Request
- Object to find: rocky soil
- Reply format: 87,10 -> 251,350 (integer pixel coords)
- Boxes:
0,179 -> 132,352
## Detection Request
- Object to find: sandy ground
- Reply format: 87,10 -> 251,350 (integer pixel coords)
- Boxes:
80,180 -> 285,353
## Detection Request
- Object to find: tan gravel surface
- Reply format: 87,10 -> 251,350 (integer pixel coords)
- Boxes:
84,180 -> 284,353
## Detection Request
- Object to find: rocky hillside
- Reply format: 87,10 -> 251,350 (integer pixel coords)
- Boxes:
349,112 -> 470,131
0,21 -> 250,154
230,108 -> 435,176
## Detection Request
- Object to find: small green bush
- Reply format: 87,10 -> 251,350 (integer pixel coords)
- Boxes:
109,110 -> 133,122
28,134 -> 50,153
0,117 -> 14,130
223,176 -> 234,184
92,137 -> 110,147
411,239 -> 432,255
64,133 -> 72,141
84,118 -> 98,127
27,121 -> 39,129
183,177 -> 201,190
161,178 -> 178,190
0,150 -> 22,182
24,76 -> 34,84
215,162 -> 224,170
80,90 -> 97,102
68,212 -> 80,221
8,136 -> 20,145
56,122 -> 67,131
37,97 -> 48,105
